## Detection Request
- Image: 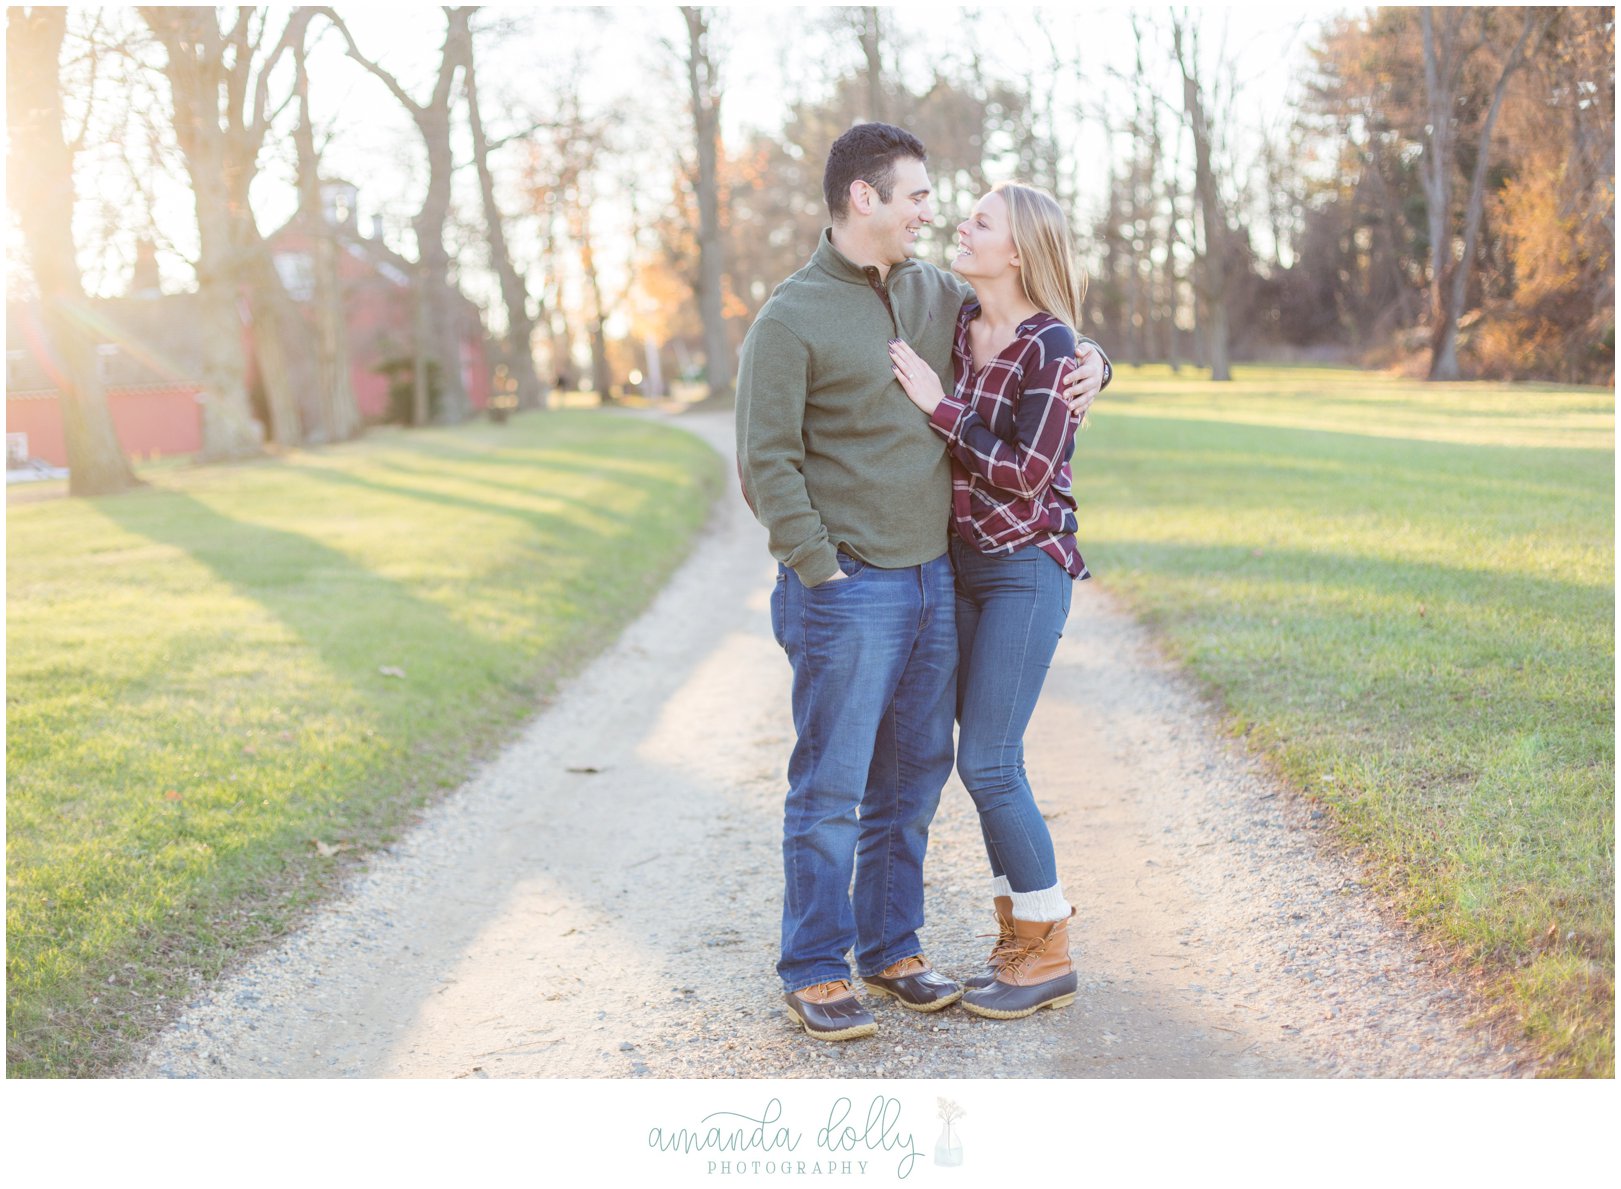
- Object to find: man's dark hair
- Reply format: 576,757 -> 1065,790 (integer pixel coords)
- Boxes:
822,122 -> 927,223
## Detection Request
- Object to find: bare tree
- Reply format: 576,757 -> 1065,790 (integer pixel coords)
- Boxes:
570,185 -> 614,402
553,118 -> 644,403
534,187 -> 577,393
322,6 -> 473,423
141,7 -> 302,457
464,17 -> 546,411
853,7 -> 885,121
1172,10 -> 1232,380
5,7 -> 141,496
1419,6 -> 1547,380
290,10 -> 361,444
679,7 -> 732,398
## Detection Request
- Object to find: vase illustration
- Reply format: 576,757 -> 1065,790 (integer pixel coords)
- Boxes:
934,1120 -> 964,1167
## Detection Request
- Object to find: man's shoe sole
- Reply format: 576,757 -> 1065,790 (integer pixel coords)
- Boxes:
862,980 -> 965,1013
960,991 -> 1076,1020
791,1016 -> 879,1041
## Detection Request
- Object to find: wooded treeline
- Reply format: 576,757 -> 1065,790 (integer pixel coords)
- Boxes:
6,6 -> 1613,498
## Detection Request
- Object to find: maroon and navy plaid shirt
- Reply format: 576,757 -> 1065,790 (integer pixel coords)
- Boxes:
926,302 -> 1089,579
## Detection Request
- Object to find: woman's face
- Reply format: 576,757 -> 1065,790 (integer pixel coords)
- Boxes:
951,191 -> 1018,280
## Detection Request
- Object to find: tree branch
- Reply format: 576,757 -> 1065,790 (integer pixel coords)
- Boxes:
64,12 -> 107,158
247,8 -> 308,145
315,6 -> 425,117
485,117 -> 555,154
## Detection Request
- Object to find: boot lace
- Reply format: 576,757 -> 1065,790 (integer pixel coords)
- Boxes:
975,918 -> 1018,964
997,936 -> 1051,981
799,979 -> 854,1002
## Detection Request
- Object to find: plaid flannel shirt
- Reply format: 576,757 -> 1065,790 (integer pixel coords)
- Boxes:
926,302 -> 1090,579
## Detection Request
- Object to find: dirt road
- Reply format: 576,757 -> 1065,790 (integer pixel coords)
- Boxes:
129,409 -> 1533,1079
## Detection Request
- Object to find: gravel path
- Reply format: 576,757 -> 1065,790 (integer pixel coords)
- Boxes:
126,409 -> 1536,1080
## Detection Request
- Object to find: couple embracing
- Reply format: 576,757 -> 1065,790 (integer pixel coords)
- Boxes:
736,122 -> 1111,1041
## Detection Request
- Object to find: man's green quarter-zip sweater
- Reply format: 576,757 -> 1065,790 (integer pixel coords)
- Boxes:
736,229 -> 970,587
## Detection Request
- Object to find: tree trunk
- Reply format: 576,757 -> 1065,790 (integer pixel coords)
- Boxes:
538,207 -> 576,394
293,25 -> 361,442
464,36 -> 545,412
325,7 -> 473,422
312,226 -> 361,440
235,213 -> 305,448
193,190 -> 267,460
5,8 -> 141,496
682,7 -> 732,397
1125,15 -> 1149,366
143,8 -> 265,459
148,8 -> 310,448
590,319 -> 612,404
857,7 -> 885,121
172,134 -> 263,457
417,99 -> 470,423
1427,9 -> 1545,381
413,264 -> 432,425
1419,8 -> 1461,380
577,216 -> 613,401
1174,15 -> 1231,381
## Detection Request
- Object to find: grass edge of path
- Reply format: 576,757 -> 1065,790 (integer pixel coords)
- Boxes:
6,412 -> 727,1078
1103,582 -> 1612,1079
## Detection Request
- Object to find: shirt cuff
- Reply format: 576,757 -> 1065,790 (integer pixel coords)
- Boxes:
929,394 -> 972,441
793,546 -> 841,588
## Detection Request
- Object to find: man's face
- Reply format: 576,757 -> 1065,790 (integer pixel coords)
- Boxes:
867,156 -> 934,266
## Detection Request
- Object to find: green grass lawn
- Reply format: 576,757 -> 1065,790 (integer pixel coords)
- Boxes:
1081,365 -> 1614,1077
6,410 -> 723,1077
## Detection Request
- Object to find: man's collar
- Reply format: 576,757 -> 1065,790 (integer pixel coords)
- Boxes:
815,227 -> 917,284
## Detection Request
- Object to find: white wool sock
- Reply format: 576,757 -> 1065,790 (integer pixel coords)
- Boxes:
1009,883 -> 1071,923
991,875 -> 1013,899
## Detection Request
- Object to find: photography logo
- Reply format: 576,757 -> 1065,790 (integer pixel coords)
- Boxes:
646,1094 -> 934,1179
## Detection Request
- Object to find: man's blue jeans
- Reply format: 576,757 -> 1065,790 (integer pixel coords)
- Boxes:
951,537 -> 1073,893
770,550 -> 957,992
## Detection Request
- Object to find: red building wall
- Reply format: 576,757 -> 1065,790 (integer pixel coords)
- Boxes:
6,385 -> 203,467
269,228 -> 491,421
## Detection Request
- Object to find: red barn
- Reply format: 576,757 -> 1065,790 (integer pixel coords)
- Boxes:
264,180 -> 492,423
6,182 -> 492,469
6,292 -> 212,467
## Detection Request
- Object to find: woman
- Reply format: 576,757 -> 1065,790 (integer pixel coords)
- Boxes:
887,181 -> 1089,1020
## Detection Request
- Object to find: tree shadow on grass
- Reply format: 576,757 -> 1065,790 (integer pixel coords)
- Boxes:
1091,413 -> 1613,500
92,488 -> 522,695
378,431 -> 691,481
293,461 -> 628,544
1088,539 -> 1614,606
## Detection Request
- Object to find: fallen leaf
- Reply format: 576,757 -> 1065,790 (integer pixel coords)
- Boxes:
1417,603 -> 1427,617
566,766 -> 603,775
312,839 -> 349,858
164,790 -> 182,801
379,666 -> 407,679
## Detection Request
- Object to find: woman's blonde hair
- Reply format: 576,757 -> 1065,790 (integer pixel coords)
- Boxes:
994,181 -> 1088,330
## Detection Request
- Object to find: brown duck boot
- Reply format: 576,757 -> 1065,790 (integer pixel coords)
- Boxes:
960,909 -> 1077,1019
783,979 -> 878,1041
962,896 -> 1015,991
861,955 -> 963,1011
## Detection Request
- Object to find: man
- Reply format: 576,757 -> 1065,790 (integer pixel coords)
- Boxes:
735,123 -> 1109,1042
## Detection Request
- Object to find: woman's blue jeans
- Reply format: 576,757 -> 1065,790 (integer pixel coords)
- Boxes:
770,551 -> 957,992
950,537 -> 1073,893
